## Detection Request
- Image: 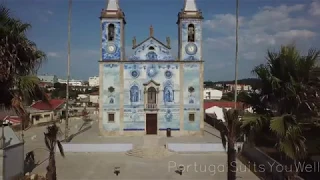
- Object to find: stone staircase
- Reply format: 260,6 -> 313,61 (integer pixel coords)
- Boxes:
126,136 -> 175,159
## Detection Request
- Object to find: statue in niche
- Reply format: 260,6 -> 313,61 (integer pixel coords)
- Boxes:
164,86 -> 174,103
109,98 -> 114,104
108,24 -> 115,41
166,37 -> 171,48
187,24 -> 195,42
132,36 -> 136,48
130,85 -> 139,102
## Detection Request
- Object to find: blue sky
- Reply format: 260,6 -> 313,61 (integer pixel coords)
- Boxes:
4,0 -> 320,81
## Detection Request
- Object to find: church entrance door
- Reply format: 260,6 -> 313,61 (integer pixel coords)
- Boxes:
146,114 -> 157,135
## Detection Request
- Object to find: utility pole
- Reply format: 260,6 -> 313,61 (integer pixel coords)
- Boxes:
234,0 -> 239,109
65,0 -> 72,140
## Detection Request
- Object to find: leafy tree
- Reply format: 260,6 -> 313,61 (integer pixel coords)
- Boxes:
44,124 -> 65,180
53,82 -> 62,89
243,44 -> 320,160
0,6 -> 47,128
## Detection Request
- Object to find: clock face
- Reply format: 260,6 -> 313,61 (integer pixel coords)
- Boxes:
185,43 -> 198,55
107,44 -> 116,54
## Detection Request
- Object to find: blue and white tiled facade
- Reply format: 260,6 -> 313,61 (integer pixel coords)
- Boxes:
181,20 -> 202,61
101,20 -> 122,60
99,1 -> 204,136
129,38 -> 175,61
102,64 -> 120,131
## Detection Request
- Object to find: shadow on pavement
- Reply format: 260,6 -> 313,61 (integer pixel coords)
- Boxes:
62,119 -> 93,143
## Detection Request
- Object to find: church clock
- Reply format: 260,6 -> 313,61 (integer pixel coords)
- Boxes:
185,43 -> 197,55
107,44 -> 116,54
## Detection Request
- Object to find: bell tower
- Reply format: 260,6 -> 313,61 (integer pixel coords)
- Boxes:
177,0 -> 203,61
100,0 -> 126,61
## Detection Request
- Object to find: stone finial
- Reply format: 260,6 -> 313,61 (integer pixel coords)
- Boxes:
150,25 -> 154,37
132,36 -> 136,48
166,37 -> 170,48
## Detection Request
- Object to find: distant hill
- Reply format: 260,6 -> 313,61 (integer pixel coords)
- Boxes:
204,78 -> 261,89
214,78 -> 261,86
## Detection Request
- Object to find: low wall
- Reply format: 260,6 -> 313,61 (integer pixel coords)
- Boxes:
242,144 -> 304,180
167,143 -> 243,153
2,143 -> 24,180
58,143 -> 133,152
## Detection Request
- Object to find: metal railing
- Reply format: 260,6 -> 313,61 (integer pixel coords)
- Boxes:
145,103 -> 157,109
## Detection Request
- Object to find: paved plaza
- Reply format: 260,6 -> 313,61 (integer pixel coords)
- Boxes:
21,116 -> 259,179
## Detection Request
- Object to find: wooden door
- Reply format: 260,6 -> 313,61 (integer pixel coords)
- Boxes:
146,114 -> 157,135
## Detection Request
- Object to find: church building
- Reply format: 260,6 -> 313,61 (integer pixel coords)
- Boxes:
99,0 -> 204,136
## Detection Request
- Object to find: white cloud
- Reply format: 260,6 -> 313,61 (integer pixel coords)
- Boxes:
202,3 -> 319,80
47,10 -> 53,15
47,52 -> 60,57
309,1 -> 320,16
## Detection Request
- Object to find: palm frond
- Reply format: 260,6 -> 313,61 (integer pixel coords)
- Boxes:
270,116 -> 287,137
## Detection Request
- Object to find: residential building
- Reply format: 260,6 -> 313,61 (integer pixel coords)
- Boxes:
225,84 -> 252,92
99,0 -> 204,136
203,88 -> 222,100
26,107 -> 54,125
58,79 -> 83,86
89,91 -> 99,104
31,99 -> 66,118
0,108 -> 21,126
37,75 -> 58,84
77,94 -> 90,107
89,76 -> 99,87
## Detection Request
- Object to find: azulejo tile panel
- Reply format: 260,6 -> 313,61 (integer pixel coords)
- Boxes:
101,64 -> 120,131
101,20 -> 121,60
183,63 -> 201,131
123,63 -> 180,107
128,38 -> 175,61
183,63 -> 200,106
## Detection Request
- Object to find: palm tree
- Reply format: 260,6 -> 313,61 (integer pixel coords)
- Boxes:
65,0 -> 73,140
44,123 -> 65,180
234,0 -> 239,109
242,44 -> 320,160
218,109 -> 243,180
0,6 -> 48,134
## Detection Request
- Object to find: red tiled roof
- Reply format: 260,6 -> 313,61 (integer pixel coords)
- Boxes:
204,101 -> 245,109
31,99 -> 65,110
7,117 -> 21,125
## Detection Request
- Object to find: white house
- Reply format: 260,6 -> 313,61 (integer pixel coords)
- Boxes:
203,88 -> 223,100
89,91 -> 99,104
89,76 -> 99,87
58,79 -> 83,86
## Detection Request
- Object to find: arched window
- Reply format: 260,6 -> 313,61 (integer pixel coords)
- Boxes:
108,24 -> 115,41
187,24 -> 195,42
147,87 -> 157,104
148,46 -> 155,50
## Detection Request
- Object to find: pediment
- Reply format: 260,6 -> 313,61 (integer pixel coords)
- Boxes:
143,79 -> 160,86
128,37 -> 175,61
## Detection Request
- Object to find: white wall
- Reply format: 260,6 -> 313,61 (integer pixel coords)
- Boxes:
3,144 -> 24,179
89,76 -> 99,87
58,79 -> 83,86
90,95 -> 99,104
30,111 -> 54,125
203,88 -> 222,100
